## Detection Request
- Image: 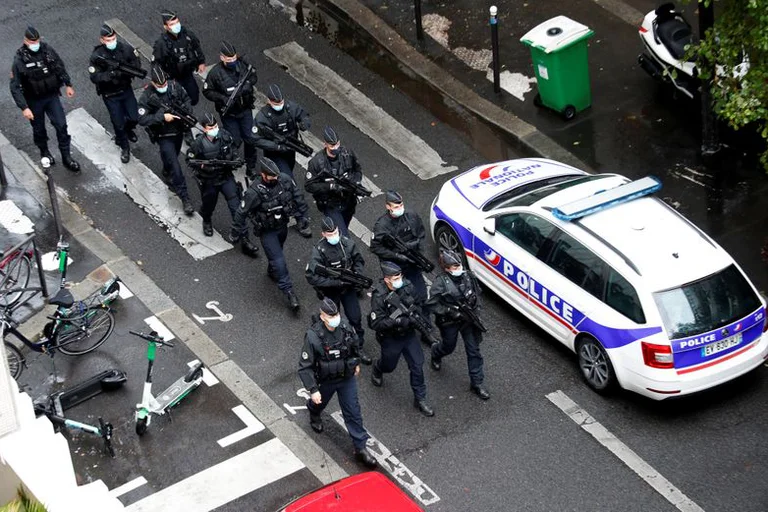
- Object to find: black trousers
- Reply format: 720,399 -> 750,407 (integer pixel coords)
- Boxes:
103,88 -> 138,149
306,376 -> 369,450
28,94 -> 71,155
221,113 -> 257,170
158,134 -> 188,200
375,331 -> 427,401
176,73 -> 200,106
199,176 -> 239,223
432,322 -> 485,386
261,225 -> 292,292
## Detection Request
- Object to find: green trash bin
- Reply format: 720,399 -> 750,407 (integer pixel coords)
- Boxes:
521,16 -> 594,120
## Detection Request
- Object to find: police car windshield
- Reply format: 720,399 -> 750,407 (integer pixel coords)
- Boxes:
484,174 -> 609,211
653,264 -> 761,339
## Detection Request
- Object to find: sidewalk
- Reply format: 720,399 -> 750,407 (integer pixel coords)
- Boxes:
310,0 -> 768,291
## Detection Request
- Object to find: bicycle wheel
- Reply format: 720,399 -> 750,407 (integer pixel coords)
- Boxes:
0,253 -> 32,308
56,308 -> 115,356
4,341 -> 24,380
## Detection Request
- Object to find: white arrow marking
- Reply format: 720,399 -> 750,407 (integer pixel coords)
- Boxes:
296,387 -> 311,400
283,403 -> 308,415
193,301 -> 233,325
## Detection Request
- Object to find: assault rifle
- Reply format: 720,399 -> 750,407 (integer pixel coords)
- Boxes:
221,63 -> 254,117
385,291 -> 440,345
259,125 -> 313,158
379,233 -> 434,273
187,159 -> 245,169
94,55 -> 147,79
314,264 -> 373,289
149,96 -> 198,130
329,174 -> 372,198
453,300 -> 488,332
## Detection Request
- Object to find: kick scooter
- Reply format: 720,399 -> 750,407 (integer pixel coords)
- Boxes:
129,330 -> 204,436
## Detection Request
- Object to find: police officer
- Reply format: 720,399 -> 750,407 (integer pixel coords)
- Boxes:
89,24 -> 141,164
186,113 -> 246,238
138,64 -> 194,215
369,261 -> 434,417
305,216 -> 372,365
371,191 -> 430,322
305,127 -> 363,237
10,27 -> 80,172
231,157 -> 312,311
254,84 -> 310,178
427,250 -> 490,400
203,41 -> 259,176
298,298 -> 377,468
152,10 -> 205,106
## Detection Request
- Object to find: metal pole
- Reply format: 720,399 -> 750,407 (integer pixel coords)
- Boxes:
415,0 -> 424,42
490,6 -> 500,93
698,1 -> 720,158
0,149 -> 7,190
42,157 -> 63,242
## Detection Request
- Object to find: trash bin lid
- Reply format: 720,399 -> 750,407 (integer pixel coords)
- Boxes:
520,16 -> 593,54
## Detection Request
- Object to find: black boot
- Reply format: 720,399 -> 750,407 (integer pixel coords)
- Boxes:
370,363 -> 383,387
309,413 -> 323,433
202,220 -> 213,237
120,146 -> 130,164
414,399 -> 435,417
285,290 -> 300,312
359,349 -> 372,366
62,153 -> 81,173
470,385 -> 491,401
354,448 -> 377,468
182,198 -> 194,216
240,239 -> 259,258
127,130 -> 138,143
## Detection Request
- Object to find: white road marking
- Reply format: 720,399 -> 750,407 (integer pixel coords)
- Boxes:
192,301 -> 233,324
187,359 -> 219,387
40,252 -> 73,272
546,390 -> 705,512
109,476 -> 147,498
117,282 -> 135,299
671,170 -> 712,190
67,108 -> 232,260
296,387 -> 311,399
125,438 -> 304,511
217,404 -> 266,447
264,42 -> 458,180
0,200 -> 35,234
331,411 -> 440,505
682,166 -> 712,178
143,316 -> 175,342
590,0 -> 645,26
283,403 -> 308,415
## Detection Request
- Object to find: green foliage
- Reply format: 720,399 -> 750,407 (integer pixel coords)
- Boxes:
0,487 -> 48,512
684,0 -> 768,170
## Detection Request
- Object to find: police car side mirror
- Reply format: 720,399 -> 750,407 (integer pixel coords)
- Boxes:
483,217 -> 496,235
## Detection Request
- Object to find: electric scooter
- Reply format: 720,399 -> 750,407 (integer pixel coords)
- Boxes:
129,330 -> 204,436
637,3 -> 749,99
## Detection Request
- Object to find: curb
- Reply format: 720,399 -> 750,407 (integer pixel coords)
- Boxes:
313,0 -> 594,172
0,132 -> 348,486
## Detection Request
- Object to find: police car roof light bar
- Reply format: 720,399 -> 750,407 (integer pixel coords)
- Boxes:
551,176 -> 662,221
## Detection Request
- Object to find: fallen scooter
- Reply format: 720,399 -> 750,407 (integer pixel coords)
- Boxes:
129,330 -> 204,436
33,403 -> 115,457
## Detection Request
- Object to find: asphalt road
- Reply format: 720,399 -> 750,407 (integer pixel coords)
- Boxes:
2,0 -> 767,511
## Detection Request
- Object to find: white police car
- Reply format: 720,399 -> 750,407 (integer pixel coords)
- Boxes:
430,158 -> 768,399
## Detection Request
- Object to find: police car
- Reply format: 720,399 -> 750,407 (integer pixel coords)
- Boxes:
430,158 -> 768,399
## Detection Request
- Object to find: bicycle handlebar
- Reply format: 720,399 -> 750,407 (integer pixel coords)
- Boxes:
129,330 -> 174,347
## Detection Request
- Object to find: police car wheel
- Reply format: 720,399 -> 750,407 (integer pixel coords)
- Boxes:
435,224 -> 468,267
577,336 -> 616,394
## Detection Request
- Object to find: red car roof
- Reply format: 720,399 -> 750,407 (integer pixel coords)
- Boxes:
283,472 -> 422,512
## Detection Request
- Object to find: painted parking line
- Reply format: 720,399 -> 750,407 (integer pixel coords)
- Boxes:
546,390 -> 705,512
187,359 -> 220,387
217,405 -> 266,448
125,438 -> 305,511
67,108 -> 232,260
143,315 -> 175,342
264,42 -> 458,180
331,411 -> 440,506
109,476 -> 148,498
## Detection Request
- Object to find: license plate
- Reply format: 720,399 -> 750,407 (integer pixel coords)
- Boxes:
702,333 -> 742,357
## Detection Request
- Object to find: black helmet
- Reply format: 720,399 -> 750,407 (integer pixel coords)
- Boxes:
260,157 -> 280,177
380,261 -> 402,277
385,190 -> 403,204
201,113 -> 217,127
320,297 -> 339,316
150,64 -> 167,85
321,216 -> 336,233
439,249 -> 462,268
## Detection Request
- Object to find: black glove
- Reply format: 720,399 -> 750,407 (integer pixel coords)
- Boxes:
394,316 -> 410,329
277,144 -> 289,153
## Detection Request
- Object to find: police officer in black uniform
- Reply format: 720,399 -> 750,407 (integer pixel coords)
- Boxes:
186,113 -> 246,238
138,64 -> 194,215
298,298 -> 377,468
231,157 -> 312,311
305,127 -> 363,237
89,24 -> 141,164
369,261 -> 435,417
427,250 -> 490,400
254,84 -> 310,179
203,41 -> 259,176
371,191 -> 431,320
10,27 -> 80,172
152,10 -> 205,106
305,216 -> 372,365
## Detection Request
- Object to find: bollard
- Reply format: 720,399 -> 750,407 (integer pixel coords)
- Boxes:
415,0 -> 424,41
490,6 -> 501,93
42,157 -> 63,242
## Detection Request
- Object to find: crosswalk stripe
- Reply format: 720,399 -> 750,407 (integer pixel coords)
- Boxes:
67,108 -> 232,260
264,42 -> 458,180
125,438 -> 305,511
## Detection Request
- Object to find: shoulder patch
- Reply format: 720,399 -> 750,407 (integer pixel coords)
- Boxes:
138,107 -> 146,115
306,171 -> 312,179
150,55 -> 155,61
134,49 -> 139,57
187,152 -> 195,158
240,200 -> 245,208
251,126 -> 258,134
370,312 -> 376,320
203,82 -> 208,89
302,351 -> 309,360
88,66 -> 96,73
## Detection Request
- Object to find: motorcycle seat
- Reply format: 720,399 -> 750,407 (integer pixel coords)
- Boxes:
656,18 -> 692,60
49,288 -> 75,308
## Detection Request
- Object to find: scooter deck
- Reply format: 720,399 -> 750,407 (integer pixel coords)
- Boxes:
52,369 -> 127,415
152,364 -> 204,412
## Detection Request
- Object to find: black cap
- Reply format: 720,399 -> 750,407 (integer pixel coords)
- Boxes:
322,126 -> 339,145
260,157 -> 280,177
100,24 -> 115,38
321,216 -> 336,233
220,40 -> 237,57
440,249 -> 462,268
150,64 -> 167,85
267,84 -> 283,103
201,113 -> 217,127
161,9 -> 178,23
385,190 -> 403,204
25,26 -> 40,41
320,297 -> 339,316
381,261 -> 402,277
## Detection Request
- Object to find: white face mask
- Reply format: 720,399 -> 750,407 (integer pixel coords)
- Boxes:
27,42 -> 40,52
326,234 -> 340,245
390,206 -> 404,218
206,127 -> 219,138
155,85 -> 168,94
105,40 -> 117,51
271,102 -> 284,112
170,22 -> 182,35
391,278 -> 403,289
449,266 -> 464,277
327,315 -> 341,328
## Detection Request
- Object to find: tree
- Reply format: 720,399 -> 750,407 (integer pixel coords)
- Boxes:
687,0 -> 768,170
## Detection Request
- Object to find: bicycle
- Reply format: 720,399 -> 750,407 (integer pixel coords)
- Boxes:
0,241 -> 35,309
